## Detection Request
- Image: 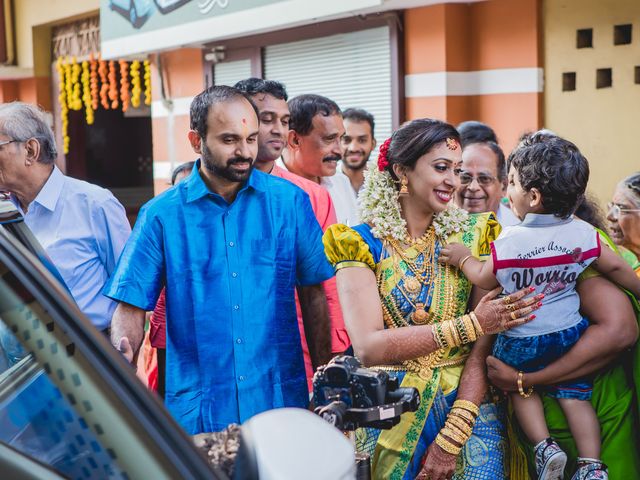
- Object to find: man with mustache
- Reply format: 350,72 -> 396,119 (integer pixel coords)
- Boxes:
105,85 -> 333,434
281,94 -> 359,226
456,139 -> 519,227
338,108 -> 376,195
235,77 -> 350,387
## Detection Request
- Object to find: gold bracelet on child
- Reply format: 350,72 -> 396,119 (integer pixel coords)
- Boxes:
458,254 -> 474,270
517,371 -> 534,398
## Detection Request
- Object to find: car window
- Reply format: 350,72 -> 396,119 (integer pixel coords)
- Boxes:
0,226 -> 219,480
0,274 -> 129,478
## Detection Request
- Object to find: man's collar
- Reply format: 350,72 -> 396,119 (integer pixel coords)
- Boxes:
185,159 -> 264,203
32,166 -> 64,212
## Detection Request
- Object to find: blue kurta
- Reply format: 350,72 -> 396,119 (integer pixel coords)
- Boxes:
105,162 -> 333,433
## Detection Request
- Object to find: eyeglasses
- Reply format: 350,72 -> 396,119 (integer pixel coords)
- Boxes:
607,202 -> 640,217
459,172 -> 497,186
0,139 -> 17,148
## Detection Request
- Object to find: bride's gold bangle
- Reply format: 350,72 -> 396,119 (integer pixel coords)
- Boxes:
435,432 -> 462,455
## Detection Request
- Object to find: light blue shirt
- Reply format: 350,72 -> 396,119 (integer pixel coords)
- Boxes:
13,166 -> 131,330
104,163 -> 334,434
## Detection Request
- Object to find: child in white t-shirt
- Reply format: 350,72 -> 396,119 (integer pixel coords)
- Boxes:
441,133 -> 640,480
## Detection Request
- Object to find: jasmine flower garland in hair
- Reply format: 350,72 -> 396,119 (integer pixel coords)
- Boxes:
359,167 -> 407,241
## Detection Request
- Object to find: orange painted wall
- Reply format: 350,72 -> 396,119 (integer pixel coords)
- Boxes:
467,0 -> 541,70
0,77 -> 52,109
152,115 -> 195,165
150,48 -> 204,194
403,0 -> 543,150
153,48 -> 204,100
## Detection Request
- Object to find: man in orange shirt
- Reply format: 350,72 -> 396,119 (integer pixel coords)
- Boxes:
235,78 -> 350,388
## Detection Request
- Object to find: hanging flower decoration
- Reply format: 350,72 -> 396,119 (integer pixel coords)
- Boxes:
55,57 -> 70,154
108,60 -> 119,109
98,56 -> 110,110
130,60 -> 141,108
53,53 -> 153,153
143,60 -> 152,106
119,60 -> 130,112
64,58 -> 73,112
81,60 -> 94,125
89,54 -> 99,111
70,58 -> 82,111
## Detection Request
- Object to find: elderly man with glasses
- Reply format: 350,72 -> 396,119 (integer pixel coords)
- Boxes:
456,140 -> 520,227
0,102 -> 131,335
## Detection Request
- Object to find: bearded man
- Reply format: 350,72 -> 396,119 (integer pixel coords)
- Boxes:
105,85 -> 333,434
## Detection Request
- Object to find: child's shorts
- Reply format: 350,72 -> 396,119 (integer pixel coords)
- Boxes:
492,317 -> 592,400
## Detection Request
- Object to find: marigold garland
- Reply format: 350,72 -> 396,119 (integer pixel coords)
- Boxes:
130,60 -> 141,108
108,60 -> 119,109
89,54 -> 99,111
55,57 -> 70,154
119,60 -> 130,112
81,60 -> 94,125
54,53 -> 154,154
70,58 -> 82,111
64,58 -> 73,111
143,60 -> 152,106
98,57 -> 110,110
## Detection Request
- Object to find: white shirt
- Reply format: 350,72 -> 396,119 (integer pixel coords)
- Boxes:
496,203 -> 520,227
12,167 -> 131,330
277,158 -> 360,226
322,173 -> 360,226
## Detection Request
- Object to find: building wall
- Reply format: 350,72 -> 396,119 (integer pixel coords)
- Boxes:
404,0 -> 543,154
150,49 -> 205,194
14,0 -> 99,70
0,0 -> 99,108
544,0 -> 640,204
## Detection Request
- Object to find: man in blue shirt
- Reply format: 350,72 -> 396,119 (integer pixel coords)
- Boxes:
0,102 -> 130,332
105,86 -> 333,434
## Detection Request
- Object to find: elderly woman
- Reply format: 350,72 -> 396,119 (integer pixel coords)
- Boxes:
607,172 -> 640,273
323,119 -> 540,480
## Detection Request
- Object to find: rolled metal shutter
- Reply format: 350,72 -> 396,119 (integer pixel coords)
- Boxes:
214,58 -> 252,86
264,26 -> 392,146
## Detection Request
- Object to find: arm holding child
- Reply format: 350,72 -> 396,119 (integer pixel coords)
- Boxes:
440,242 -> 500,290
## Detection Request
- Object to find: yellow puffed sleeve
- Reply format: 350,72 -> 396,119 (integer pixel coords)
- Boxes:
323,224 -> 375,271
447,212 -> 501,258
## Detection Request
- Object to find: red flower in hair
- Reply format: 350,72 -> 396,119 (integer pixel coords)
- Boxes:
377,137 -> 392,172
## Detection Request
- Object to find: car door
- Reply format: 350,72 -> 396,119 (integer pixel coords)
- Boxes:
0,215 -> 226,479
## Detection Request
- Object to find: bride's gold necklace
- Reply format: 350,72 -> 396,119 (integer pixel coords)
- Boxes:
385,227 -> 437,325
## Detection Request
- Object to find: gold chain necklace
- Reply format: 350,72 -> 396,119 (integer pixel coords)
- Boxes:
382,228 -> 438,325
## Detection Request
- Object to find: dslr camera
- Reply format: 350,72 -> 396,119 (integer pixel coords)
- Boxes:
312,355 -> 420,431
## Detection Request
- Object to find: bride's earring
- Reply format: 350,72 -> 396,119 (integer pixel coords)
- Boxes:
399,175 -> 409,196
